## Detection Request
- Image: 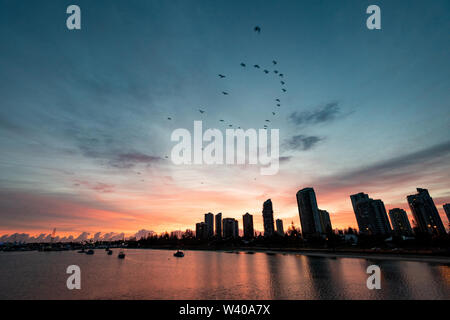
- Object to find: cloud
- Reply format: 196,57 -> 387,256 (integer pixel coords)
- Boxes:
284,135 -> 324,151
315,140 -> 450,192
110,152 -> 163,169
289,101 -> 343,127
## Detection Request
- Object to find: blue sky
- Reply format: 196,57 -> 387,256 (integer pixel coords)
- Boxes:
0,0 -> 449,235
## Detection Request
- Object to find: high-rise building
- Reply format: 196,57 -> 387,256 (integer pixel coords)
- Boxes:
296,188 -> 323,236
262,199 -> 275,236
223,218 -> 239,238
243,213 -> 254,239
318,209 -> 332,233
276,219 -> 284,235
350,193 -> 391,235
204,212 -> 214,238
407,188 -> 446,236
388,208 -> 413,235
195,222 -> 207,240
443,204 -> 450,226
215,212 -> 222,238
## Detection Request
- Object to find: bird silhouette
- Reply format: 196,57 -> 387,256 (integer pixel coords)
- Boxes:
281,81 -> 285,85
218,74 -> 226,78
222,91 -> 229,95
277,104 -> 281,107
275,99 -> 280,102
272,60 -> 277,65
282,88 -> 286,92
265,119 -> 270,122
263,70 -> 269,74
220,119 -> 224,122
240,63 -> 246,67
167,117 -> 172,120
279,73 -> 284,77
274,70 -> 279,74
228,124 -> 233,127
254,26 -> 261,33
199,109 -> 205,114
254,64 -> 260,68
272,112 -> 276,115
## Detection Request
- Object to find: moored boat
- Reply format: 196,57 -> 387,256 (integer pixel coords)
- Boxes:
173,250 -> 184,257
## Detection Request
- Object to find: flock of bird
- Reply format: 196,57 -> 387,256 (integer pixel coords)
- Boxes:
166,26 -> 287,135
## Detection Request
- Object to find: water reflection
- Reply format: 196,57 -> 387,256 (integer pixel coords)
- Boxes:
0,250 -> 448,299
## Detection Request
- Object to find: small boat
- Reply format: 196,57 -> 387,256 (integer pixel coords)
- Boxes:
107,250 -> 113,255
85,249 -> 94,255
173,250 -> 184,257
118,251 -> 125,259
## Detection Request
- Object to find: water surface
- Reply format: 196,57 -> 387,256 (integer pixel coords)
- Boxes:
0,249 -> 448,299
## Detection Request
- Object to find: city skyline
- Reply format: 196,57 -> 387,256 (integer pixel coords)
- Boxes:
1,1 -> 450,237
2,186 -> 446,242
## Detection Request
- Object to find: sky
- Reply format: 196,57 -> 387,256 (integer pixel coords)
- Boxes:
0,0 -> 449,239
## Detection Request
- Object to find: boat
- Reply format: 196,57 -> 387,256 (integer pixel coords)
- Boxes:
85,249 -> 94,255
107,249 -> 113,255
118,251 -> 125,259
173,250 -> 184,257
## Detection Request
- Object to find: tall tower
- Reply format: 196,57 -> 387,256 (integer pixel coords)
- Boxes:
296,188 -> 322,236
388,208 -> 413,235
243,213 -> 254,239
276,219 -> 284,235
262,199 -> 275,237
443,204 -> 450,229
407,188 -> 446,236
215,212 -> 222,238
350,193 -> 391,235
204,212 -> 214,238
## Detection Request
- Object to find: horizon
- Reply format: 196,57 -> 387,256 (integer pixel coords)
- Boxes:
1,0 -> 450,237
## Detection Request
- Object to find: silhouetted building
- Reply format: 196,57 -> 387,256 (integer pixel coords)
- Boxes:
215,212 -> 222,238
262,199 -> 275,236
204,212 -> 214,238
296,188 -> 323,236
388,208 -> 413,236
407,188 -> 446,236
243,213 -> 254,239
276,219 -> 284,235
350,193 -> 391,235
195,222 -> 207,240
318,209 -> 332,233
443,204 -> 450,226
223,218 -> 239,238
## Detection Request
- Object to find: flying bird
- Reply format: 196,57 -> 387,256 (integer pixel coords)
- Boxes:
265,119 -> 270,122
281,81 -> 285,85
218,74 -> 226,78
277,104 -> 281,107
254,26 -> 261,33
279,73 -> 284,77
220,119 -> 224,122
282,88 -> 286,92
199,109 -> 205,114
274,70 -> 279,74
254,64 -> 260,68
275,99 -> 280,102
272,60 -> 277,65
167,117 -> 172,120
228,124 -> 233,127
240,63 -> 246,67
263,70 -> 269,74
222,91 -> 229,95
272,112 -> 276,115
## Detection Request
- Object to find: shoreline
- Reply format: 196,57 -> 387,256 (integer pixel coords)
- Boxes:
133,246 -> 450,264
